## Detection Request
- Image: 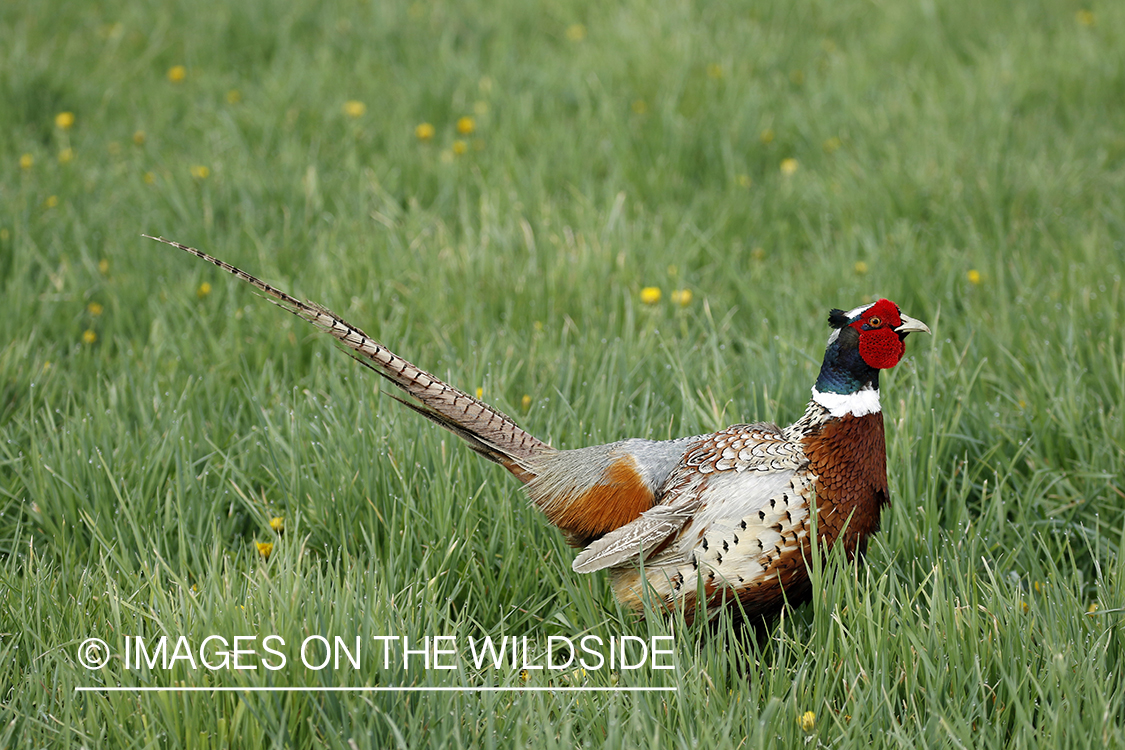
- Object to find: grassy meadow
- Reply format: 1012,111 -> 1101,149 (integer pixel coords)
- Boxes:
2,0 -> 1125,746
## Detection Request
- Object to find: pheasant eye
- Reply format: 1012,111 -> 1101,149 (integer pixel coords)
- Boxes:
867,316 -> 882,327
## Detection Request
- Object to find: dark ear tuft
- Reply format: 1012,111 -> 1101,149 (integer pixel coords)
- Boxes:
828,309 -> 850,329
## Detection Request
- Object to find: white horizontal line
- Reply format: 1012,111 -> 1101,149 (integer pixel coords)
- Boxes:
75,686 -> 676,693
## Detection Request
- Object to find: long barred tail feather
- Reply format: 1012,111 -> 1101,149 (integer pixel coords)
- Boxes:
146,235 -> 552,482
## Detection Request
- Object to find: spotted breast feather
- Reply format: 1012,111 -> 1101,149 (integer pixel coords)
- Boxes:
599,402 -> 888,623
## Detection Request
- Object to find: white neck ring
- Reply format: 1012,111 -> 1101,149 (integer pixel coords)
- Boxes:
811,385 -> 881,418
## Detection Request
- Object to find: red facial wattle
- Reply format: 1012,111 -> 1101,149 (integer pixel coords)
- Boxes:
858,327 -> 905,369
851,298 -> 906,370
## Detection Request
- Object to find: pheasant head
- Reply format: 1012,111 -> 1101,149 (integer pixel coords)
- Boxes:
813,299 -> 930,417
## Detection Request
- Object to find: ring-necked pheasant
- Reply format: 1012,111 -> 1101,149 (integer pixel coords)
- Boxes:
147,235 -> 929,623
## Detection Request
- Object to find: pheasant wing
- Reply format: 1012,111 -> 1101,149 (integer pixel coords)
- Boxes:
571,423 -> 804,573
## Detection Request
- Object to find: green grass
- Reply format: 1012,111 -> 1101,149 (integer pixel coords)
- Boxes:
2,0 -> 1124,746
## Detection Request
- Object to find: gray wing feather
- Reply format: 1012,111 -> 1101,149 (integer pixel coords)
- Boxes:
571,497 -> 702,573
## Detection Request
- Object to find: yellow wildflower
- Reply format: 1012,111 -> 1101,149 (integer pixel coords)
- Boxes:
98,259 -> 110,274
197,282 -> 212,298
58,148 -> 74,164
456,116 -> 475,135
854,261 -> 868,275
82,329 -> 97,344
20,153 -> 34,170
343,100 -> 366,118
1088,602 -> 1099,613
226,89 -> 242,104
452,139 -> 468,155
799,711 -> 816,732
55,111 -> 75,130
640,287 -> 662,305
671,289 -> 693,306
967,269 -> 981,285
256,541 -> 273,559
269,516 -> 285,533
190,165 -> 210,179
780,158 -> 799,175
475,387 -> 484,399
565,23 -> 586,42
1076,9 -> 1095,26
143,172 -> 156,185
631,99 -> 648,115
87,302 -> 104,317
415,122 -> 435,141
167,65 -> 186,83
45,195 -> 59,208
521,394 -> 532,410
133,130 -> 146,145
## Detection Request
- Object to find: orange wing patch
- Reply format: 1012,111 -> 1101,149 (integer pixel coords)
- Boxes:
544,456 -> 655,539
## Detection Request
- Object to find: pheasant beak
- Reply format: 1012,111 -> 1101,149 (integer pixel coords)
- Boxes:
895,313 -> 931,336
